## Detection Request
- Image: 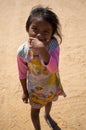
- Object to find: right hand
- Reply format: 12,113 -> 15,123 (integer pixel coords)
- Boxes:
29,37 -> 46,50
22,92 -> 29,104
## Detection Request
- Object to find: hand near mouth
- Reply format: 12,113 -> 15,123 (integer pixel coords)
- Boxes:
29,37 -> 45,50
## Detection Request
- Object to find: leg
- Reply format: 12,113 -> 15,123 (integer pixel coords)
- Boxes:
31,107 -> 41,130
45,102 -> 52,117
45,102 -> 61,130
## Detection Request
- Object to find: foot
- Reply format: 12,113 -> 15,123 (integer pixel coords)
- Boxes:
44,115 -> 61,130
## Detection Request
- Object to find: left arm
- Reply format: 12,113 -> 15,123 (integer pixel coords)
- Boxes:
38,47 -> 50,65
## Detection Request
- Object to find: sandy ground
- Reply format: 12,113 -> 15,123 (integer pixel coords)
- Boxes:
0,0 -> 86,130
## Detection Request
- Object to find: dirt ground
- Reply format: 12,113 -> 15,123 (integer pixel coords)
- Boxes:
0,0 -> 86,130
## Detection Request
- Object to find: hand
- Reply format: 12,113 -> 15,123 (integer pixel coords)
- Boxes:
29,37 -> 45,50
22,92 -> 29,104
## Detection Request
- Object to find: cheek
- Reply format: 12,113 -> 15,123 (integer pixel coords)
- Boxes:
47,34 -> 52,40
28,29 -> 36,37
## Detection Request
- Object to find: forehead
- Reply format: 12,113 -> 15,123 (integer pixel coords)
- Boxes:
30,17 -> 52,30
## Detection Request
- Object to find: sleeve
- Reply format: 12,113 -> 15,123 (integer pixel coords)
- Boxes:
45,46 -> 60,73
17,55 -> 28,79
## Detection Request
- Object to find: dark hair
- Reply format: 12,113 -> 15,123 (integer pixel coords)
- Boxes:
26,5 -> 62,43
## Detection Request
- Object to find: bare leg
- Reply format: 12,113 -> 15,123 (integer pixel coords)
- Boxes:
45,102 -> 61,130
45,102 -> 52,117
31,107 -> 41,130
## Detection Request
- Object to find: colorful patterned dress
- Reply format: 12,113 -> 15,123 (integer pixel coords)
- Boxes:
17,37 -> 66,108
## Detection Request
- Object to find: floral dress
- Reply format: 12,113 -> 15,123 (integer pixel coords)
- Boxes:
17,37 -> 66,108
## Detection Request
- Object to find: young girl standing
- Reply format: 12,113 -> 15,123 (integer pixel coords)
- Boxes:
17,6 -> 66,130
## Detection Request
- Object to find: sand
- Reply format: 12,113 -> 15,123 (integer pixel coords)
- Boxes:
0,0 -> 86,130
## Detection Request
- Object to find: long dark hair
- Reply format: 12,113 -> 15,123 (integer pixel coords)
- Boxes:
26,5 -> 62,43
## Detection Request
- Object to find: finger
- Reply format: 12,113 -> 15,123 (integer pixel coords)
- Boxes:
28,39 -> 34,48
29,37 -> 36,46
29,37 -> 35,41
23,99 -> 28,103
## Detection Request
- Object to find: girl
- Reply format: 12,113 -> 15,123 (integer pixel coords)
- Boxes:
17,5 -> 66,130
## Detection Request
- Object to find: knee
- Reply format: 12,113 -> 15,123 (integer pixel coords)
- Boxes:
31,108 -> 40,118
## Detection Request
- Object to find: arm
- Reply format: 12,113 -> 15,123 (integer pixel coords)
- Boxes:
20,79 -> 29,103
17,56 -> 29,103
38,47 -> 50,65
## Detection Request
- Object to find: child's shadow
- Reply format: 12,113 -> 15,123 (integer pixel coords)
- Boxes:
54,124 -> 61,130
44,115 -> 62,130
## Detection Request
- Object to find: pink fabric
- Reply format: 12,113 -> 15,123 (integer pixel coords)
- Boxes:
46,48 -> 60,73
17,47 -> 60,79
17,56 -> 28,79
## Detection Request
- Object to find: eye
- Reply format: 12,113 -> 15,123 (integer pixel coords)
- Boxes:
32,26 -> 38,31
43,31 -> 50,35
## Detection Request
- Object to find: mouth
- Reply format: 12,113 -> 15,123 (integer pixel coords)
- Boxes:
35,34 -> 49,43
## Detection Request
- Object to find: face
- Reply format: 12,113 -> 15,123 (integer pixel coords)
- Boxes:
28,17 -> 53,44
